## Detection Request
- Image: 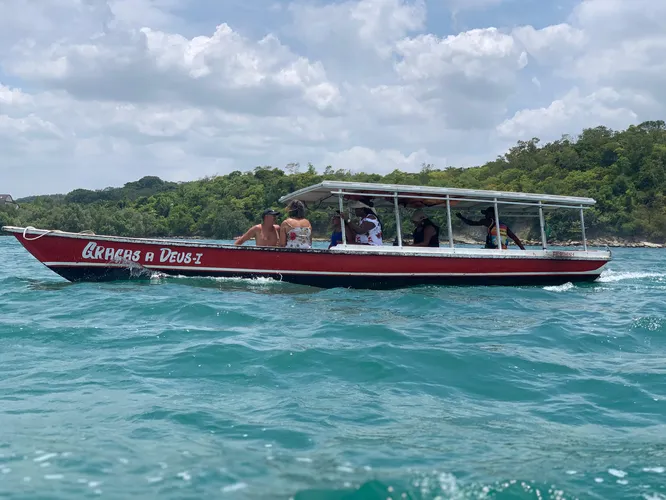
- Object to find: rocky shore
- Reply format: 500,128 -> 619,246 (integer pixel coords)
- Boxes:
314,235 -> 663,247
452,235 -> 664,248
547,239 -> 663,248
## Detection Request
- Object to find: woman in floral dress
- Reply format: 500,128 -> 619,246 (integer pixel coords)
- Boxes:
279,199 -> 313,249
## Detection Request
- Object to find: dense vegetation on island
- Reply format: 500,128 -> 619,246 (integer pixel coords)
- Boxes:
2,121 -> 665,244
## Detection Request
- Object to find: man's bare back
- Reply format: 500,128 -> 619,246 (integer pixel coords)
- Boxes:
235,223 -> 280,246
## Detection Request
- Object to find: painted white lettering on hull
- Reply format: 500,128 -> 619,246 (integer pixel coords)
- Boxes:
159,248 -> 202,265
81,242 -> 203,266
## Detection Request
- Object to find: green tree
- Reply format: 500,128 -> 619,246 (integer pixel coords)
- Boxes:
6,121 -> 666,243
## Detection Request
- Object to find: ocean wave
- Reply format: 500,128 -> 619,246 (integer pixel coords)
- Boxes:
3,240 -> 666,499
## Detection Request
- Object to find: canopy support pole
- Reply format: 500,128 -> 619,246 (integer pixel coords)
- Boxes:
538,202 -> 547,250
393,192 -> 402,247
339,194 -> 347,245
493,199 -> 502,250
446,195 -> 454,248
580,206 -> 587,251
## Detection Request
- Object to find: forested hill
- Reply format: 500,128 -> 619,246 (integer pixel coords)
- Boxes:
2,121 -> 665,243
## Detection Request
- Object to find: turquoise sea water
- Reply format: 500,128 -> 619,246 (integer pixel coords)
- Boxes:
0,236 -> 665,500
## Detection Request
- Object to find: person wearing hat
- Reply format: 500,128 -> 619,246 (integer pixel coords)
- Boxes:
234,208 -> 281,247
340,200 -> 383,246
456,207 -> 525,250
409,210 -> 440,247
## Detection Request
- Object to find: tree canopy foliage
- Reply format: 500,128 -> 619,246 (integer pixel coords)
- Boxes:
2,121 -> 665,243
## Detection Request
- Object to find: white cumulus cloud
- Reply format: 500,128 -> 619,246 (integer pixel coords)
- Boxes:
497,87 -> 640,141
0,0 -> 664,198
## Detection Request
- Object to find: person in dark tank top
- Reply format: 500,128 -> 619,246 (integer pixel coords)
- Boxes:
410,210 -> 440,247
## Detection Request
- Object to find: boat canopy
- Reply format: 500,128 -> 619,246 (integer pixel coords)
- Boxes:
278,181 -> 596,216
279,181 -> 594,251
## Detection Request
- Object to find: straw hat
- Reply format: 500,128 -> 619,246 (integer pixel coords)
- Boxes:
349,200 -> 377,214
411,210 -> 428,222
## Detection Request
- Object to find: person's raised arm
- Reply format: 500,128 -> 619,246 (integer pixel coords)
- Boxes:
342,212 -> 375,235
507,227 -> 526,250
234,225 -> 258,246
456,213 -> 485,226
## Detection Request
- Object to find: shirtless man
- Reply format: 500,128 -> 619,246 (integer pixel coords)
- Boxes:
234,209 -> 280,246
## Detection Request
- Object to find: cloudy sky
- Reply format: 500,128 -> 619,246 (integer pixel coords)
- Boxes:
1,0 -> 664,197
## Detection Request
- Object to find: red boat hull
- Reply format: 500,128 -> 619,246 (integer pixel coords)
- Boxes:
3,227 -> 611,289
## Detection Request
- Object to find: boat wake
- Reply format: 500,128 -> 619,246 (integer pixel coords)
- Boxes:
170,274 -> 280,285
543,282 -> 575,292
598,270 -> 666,283
146,273 -> 316,293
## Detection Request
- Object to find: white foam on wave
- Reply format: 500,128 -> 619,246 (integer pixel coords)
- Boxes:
166,274 -> 282,286
643,467 -> 665,474
214,276 -> 280,285
34,453 -> 57,463
221,482 -> 247,493
543,282 -> 575,292
598,270 -> 665,283
437,472 -> 459,496
608,468 -> 627,478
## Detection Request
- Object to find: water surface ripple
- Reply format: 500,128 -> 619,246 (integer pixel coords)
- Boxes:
1,238 -> 665,499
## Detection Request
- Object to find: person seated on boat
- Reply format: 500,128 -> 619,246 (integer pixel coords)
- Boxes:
340,200 -> 383,246
329,213 -> 342,248
456,207 -> 525,250
328,212 -> 355,248
234,208 -> 280,247
409,210 -> 440,247
279,199 -> 312,249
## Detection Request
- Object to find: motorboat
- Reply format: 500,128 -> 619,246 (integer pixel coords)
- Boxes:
2,181 -> 611,289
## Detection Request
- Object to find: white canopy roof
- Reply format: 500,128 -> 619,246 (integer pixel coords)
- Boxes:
278,181 -> 595,215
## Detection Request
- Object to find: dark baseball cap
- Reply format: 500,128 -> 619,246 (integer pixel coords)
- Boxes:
262,208 -> 280,218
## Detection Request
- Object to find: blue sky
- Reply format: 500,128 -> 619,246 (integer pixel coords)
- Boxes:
0,0 -> 663,197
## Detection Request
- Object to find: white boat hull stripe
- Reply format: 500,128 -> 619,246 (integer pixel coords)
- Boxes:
41,262 -> 604,276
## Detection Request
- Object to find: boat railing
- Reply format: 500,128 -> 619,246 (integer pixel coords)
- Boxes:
328,188 -> 591,253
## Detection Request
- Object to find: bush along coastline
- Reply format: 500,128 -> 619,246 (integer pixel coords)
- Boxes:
1,121 -> 665,248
